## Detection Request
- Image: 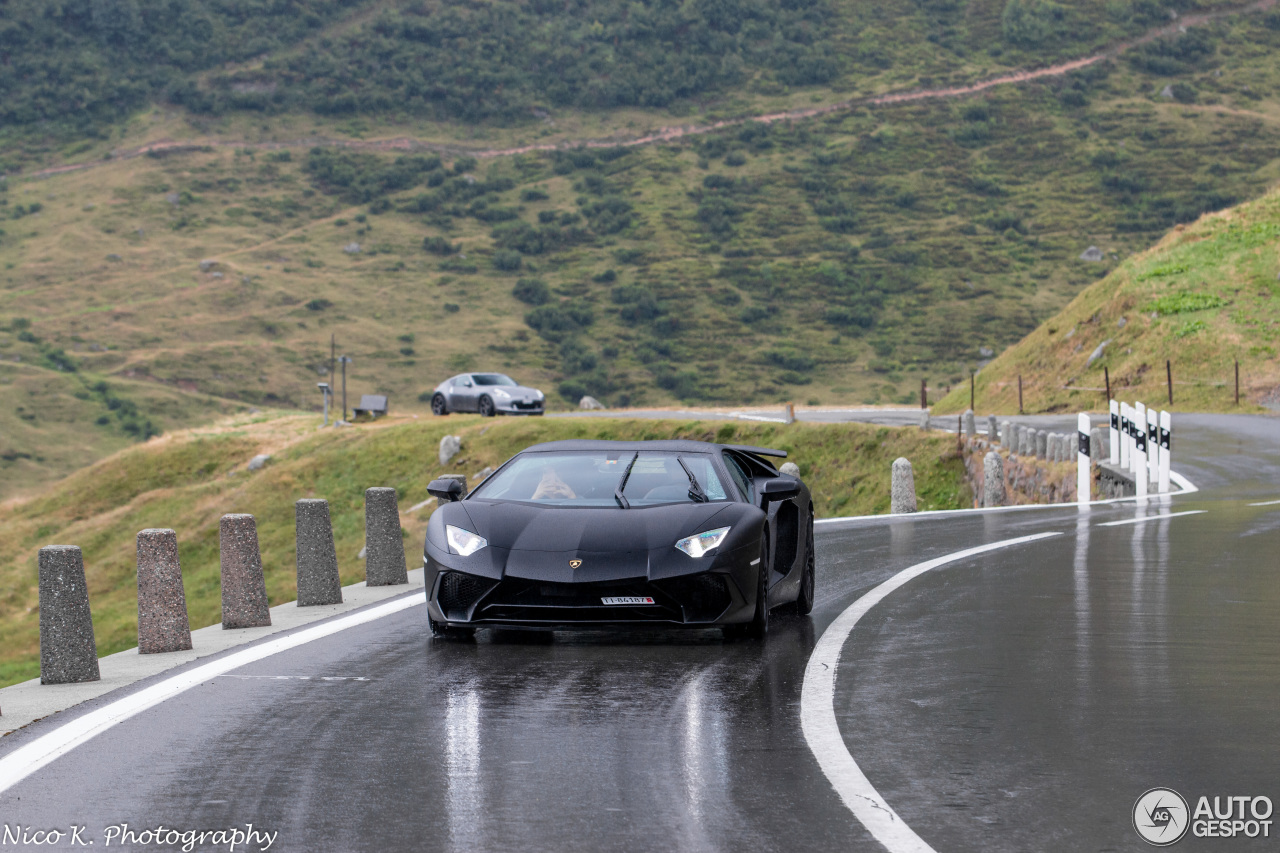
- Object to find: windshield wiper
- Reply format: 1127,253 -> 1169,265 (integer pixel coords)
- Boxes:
614,452 -> 639,509
677,456 -> 709,503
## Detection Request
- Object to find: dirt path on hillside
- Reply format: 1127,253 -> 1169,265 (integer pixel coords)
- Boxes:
25,0 -> 1276,180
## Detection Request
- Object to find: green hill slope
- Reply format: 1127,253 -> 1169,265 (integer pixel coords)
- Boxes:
3,0 -> 1280,479
935,186 -> 1280,413
0,413 -> 970,686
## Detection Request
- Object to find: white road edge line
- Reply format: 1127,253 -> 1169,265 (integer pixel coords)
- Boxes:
1097,509 -> 1207,527
1248,499 -> 1280,507
816,468 -> 1199,526
0,594 -> 423,797
800,531 -> 1063,853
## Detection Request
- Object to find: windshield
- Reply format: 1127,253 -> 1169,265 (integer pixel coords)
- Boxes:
473,374 -> 517,387
469,451 -> 728,507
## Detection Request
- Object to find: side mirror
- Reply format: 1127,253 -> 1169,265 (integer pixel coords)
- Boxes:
428,478 -> 465,502
761,478 -> 799,502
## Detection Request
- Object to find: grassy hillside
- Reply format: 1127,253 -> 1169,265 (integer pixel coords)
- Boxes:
3,0 -> 1280,480
0,413 -> 970,686
935,186 -> 1280,413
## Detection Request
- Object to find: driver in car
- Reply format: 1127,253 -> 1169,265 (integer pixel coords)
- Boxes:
531,466 -> 577,500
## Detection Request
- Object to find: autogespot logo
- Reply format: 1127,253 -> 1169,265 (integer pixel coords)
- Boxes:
1134,788 -> 1190,846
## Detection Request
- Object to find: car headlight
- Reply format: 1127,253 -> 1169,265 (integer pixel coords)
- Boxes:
446,525 -> 488,557
675,526 -> 730,558
534,390 -> 544,400
492,388 -> 511,399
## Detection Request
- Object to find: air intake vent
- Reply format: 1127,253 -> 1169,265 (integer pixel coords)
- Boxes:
438,571 -> 494,618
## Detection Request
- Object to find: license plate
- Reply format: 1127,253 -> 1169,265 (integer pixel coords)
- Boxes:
601,596 -> 655,605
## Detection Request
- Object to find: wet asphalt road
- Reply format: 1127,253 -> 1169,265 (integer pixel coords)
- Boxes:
1,414 -> 1278,852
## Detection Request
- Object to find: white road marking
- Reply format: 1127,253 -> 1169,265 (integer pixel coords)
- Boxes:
1248,499 -> 1280,507
816,468 -> 1199,526
1098,510 -> 1206,527
0,595 -> 422,797
216,675 -> 372,681
800,532 -> 1062,853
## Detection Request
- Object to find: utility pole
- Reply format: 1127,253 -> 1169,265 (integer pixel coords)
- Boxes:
339,355 -> 353,421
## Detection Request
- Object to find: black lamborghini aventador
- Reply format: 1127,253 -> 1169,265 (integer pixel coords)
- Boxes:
423,439 -> 815,639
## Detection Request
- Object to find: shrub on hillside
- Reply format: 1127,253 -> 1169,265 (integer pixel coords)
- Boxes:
512,278 -> 550,305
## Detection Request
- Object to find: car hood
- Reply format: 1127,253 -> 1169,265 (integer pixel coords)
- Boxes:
429,499 -> 753,583
491,385 -> 542,399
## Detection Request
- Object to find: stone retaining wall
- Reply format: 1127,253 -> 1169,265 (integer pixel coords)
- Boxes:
960,437 -> 1091,507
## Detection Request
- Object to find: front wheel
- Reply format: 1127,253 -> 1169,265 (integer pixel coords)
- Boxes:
792,514 -> 815,616
430,394 -> 448,416
727,532 -> 770,640
478,395 -> 495,417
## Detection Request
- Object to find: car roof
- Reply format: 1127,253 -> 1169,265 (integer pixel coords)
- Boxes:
519,439 -> 786,459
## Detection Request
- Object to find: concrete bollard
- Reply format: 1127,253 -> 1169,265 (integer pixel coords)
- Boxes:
39,546 -> 101,684
918,409 -> 930,429
296,499 -> 342,607
220,514 -> 272,629
1048,434 -> 1059,462
1000,420 -> 1011,446
434,474 -> 469,508
962,409 -> 976,438
1035,430 -> 1048,460
439,435 -> 462,467
983,451 -> 1005,508
136,529 -> 192,654
365,487 -> 408,586
987,415 -> 999,440
890,458 -> 918,514
1090,428 -> 1105,464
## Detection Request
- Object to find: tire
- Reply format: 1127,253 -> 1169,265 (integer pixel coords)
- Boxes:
430,394 -> 448,416
726,532 -> 770,641
792,514 -> 815,616
478,395 -> 495,417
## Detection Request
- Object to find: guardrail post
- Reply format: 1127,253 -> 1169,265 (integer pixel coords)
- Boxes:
891,458 -> 918,514
1159,411 -> 1172,493
137,529 -> 192,654
1109,399 -> 1120,465
296,499 -> 343,606
1133,402 -> 1149,500
1077,414 -> 1091,505
1120,403 -> 1131,470
1146,406 -> 1159,488
365,487 -> 409,586
220,514 -> 272,629
983,451 -> 1005,508
38,546 -> 100,684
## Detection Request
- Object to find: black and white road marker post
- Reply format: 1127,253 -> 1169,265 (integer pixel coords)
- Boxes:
1119,403 -> 1131,471
1077,413 -> 1091,506
1109,399 -> 1120,465
1159,410 -> 1172,494
1141,402 -> 1152,502
1146,406 -> 1159,489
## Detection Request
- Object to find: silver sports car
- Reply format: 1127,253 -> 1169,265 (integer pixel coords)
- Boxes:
429,373 -> 545,417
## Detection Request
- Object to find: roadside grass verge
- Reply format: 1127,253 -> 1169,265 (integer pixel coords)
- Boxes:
0,413 -> 968,687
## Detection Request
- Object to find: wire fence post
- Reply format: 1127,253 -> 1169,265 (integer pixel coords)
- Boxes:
920,378 -> 927,409
1235,360 -> 1240,406
1018,375 -> 1024,415
1104,366 -> 1111,403
970,371 -> 975,411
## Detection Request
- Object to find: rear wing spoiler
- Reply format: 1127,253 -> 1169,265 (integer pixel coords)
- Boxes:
723,444 -> 787,460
